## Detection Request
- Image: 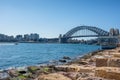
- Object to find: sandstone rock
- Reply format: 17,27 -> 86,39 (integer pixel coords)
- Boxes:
0,72 -> 10,80
55,65 -> 95,73
77,77 -> 113,80
96,57 -> 120,67
96,58 -> 108,67
108,58 -> 120,67
79,67 -> 94,73
76,73 -> 92,80
118,50 -> 120,52
55,65 -> 80,72
112,53 -> 120,58
77,77 -> 88,80
107,50 -> 116,53
8,69 -> 19,77
95,67 -> 120,80
62,72 -> 80,80
36,73 -> 72,80
88,58 -> 96,62
115,47 -> 120,52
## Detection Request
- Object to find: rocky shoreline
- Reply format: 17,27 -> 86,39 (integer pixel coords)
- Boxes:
1,47 -> 120,80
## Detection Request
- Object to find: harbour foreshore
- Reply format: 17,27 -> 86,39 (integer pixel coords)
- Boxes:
1,47 -> 120,80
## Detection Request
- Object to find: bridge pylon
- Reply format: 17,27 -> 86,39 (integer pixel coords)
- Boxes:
59,34 -> 68,43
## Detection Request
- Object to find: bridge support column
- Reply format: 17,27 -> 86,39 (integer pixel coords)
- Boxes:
58,34 -> 62,43
59,38 -> 68,43
59,34 -> 68,43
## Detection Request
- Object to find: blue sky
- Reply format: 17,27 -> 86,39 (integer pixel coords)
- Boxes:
0,0 -> 120,38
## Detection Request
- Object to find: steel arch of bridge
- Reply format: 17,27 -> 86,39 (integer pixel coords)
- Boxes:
63,26 -> 109,38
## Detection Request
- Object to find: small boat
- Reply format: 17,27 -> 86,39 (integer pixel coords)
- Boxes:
100,37 -> 118,49
101,44 -> 117,49
101,41 -> 117,49
15,42 -> 18,45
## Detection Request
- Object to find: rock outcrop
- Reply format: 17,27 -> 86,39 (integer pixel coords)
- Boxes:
36,73 -> 72,80
95,67 -> 120,80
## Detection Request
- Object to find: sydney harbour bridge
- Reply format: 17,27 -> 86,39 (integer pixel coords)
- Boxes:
57,26 -> 119,43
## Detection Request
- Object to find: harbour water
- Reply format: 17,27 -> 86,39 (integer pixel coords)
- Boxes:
0,43 -> 100,69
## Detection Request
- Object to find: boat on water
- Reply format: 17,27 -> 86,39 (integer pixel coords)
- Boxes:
101,44 -> 117,49
101,41 -> 117,49
100,37 -> 118,49
15,42 -> 18,45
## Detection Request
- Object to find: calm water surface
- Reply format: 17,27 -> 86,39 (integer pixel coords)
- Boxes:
0,43 -> 100,69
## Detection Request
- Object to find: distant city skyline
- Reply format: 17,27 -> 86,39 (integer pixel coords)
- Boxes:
0,0 -> 120,38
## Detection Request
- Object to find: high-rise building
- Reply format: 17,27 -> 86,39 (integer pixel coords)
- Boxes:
24,34 -> 30,41
0,34 -> 15,42
109,28 -> 115,36
29,33 -> 39,41
109,28 -> 120,36
15,35 -> 23,41
114,29 -> 119,36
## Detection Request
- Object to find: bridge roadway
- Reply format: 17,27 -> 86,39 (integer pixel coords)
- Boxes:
48,35 -> 119,40
62,35 -> 119,39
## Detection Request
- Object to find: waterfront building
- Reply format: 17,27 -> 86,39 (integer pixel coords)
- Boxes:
24,34 -> 30,41
109,28 -> 119,36
7,36 -> 15,42
15,35 -> 23,41
29,33 -> 39,41
114,29 -> 119,36
0,34 -> 15,42
109,28 -> 115,36
0,33 -> 40,42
